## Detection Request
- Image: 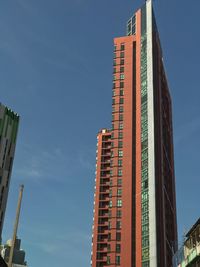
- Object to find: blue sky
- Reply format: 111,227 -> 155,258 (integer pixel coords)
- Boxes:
0,0 -> 200,266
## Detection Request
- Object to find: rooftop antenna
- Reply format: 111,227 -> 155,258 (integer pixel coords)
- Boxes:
8,185 -> 24,267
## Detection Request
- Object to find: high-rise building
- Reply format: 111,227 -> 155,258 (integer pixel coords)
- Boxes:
91,1 -> 177,267
0,103 -> 19,242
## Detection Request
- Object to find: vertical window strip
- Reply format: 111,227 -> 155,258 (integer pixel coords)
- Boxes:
141,4 -> 150,267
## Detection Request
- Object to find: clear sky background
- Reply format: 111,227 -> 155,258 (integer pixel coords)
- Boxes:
0,0 -> 199,266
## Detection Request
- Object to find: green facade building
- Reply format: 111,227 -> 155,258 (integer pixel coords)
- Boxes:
0,103 -> 20,241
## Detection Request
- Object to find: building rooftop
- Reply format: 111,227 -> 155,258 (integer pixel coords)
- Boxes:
186,218 -> 200,238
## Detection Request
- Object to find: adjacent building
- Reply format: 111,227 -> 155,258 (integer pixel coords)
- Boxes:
0,238 -> 28,267
173,218 -> 200,267
0,103 -> 20,242
0,255 -> 7,267
91,1 -> 177,267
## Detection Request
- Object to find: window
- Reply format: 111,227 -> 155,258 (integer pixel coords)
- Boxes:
117,199 -> 122,207
113,60 -> 116,66
120,89 -> 124,96
120,82 -> 124,88
113,75 -> 116,81
119,114 -> 123,121
117,189 -> 122,196
112,106 -> 115,112
112,114 -> 115,121
108,210 -> 112,218
119,106 -> 124,113
112,124 -> 114,130
142,150 -> 148,161
116,232 -> 121,241
118,159 -> 122,166
142,236 -> 149,248
142,248 -> 149,261
108,233 -> 111,241
142,191 -> 148,202
142,140 -> 148,151
109,200 -> 112,208
119,122 -> 123,130
109,189 -> 112,197
141,112 -> 147,122
120,74 -> 124,80
142,94 -> 147,103
118,150 -> 123,157
142,120 -> 148,132
113,68 -> 116,73
112,90 -> 116,97
120,44 -> 125,50
113,83 -> 116,89
116,255 -> 121,265
118,141 -> 123,148
132,24 -> 136,35
142,201 -> 148,213
114,45 -> 117,51
111,132 -> 114,139
120,66 -> 124,73
132,15 -> 136,24
142,130 -> 148,142
110,170 -> 113,176
117,179 -> 122,186
120,52 -> 124,58
116,244 -> 121,253
141,102 -> 147,113
116,221 -> 121,229
108,221 -> 111,230
120,59 -> 124,65
107,244 -> 111,252
127,22 -> 131,35
112,99 -> 115,105
118,169 -> 122,176
119,98 -> 124,104
116,210 -> 122,218
142,159 -> 148,170
142,180 -> 148,190
118,132 -> 123,139
114,53 -> 117,59
142,212 -> 149,225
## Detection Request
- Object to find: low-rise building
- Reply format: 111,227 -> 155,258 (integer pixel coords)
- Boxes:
0,238 -> 28,267
173,218 -> 200,267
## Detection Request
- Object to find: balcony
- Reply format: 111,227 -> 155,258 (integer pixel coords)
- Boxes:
98,210 -> 108,217
97,233 -> 108,243
99,204 -> 109,210
96,251 -> 107,262
97,245 -> 107,253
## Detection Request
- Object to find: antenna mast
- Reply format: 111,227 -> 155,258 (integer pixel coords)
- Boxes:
8,185 -> 24,267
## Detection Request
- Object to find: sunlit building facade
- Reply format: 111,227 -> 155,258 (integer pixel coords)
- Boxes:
173,218 -> 200,267
91,1 -> 177,266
